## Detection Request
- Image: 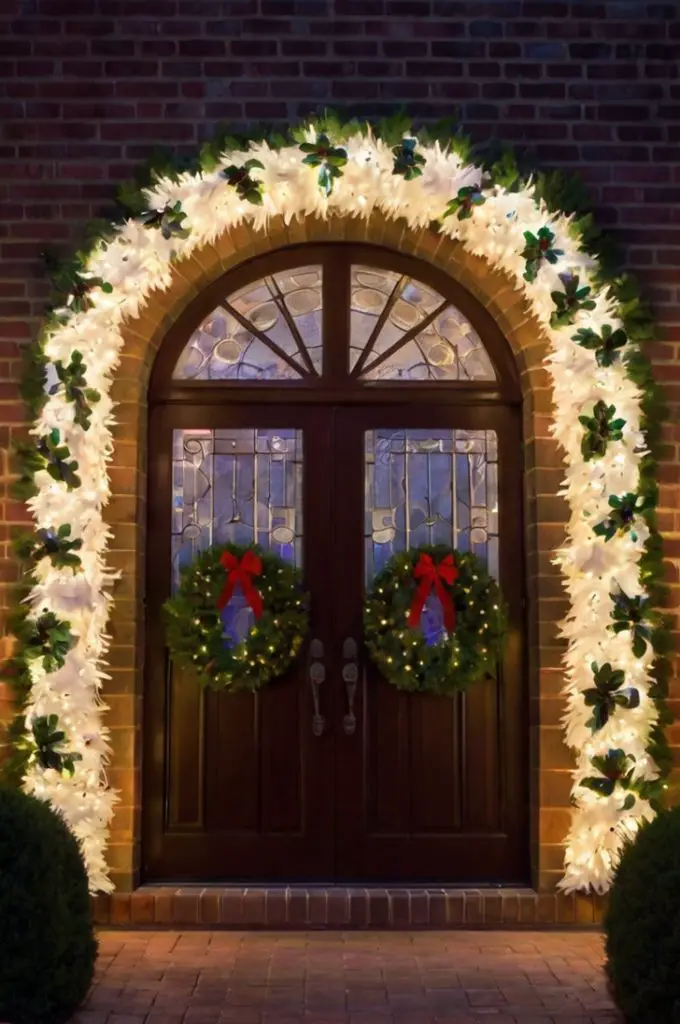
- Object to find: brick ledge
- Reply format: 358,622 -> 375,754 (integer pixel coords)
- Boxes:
92,886 -> 606,929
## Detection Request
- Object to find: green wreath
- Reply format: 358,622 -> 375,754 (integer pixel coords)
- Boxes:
163,541 -> 309,691
364,544 -> 507,695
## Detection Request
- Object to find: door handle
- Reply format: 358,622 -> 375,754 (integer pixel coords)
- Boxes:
308,638 -> 325,737
342,637 -> 358,736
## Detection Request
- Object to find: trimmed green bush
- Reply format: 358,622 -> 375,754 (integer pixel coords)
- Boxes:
0,786 -> 97,1023
605,804 -> 680,1024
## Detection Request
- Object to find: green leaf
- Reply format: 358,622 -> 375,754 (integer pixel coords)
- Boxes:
610,590 -> 657,658
19,339 -> 48,420
489,147 -> 521,190
521,227 -> 564,283
14,430 -> 81,494
50,350 -> 101,431
582,748 -> 637,797
12,525 -> 82,572
593,492 -> 652,542
579,400 -> 626,461
583,662 -> 638,732
550,273 -> 597,329
299,133 -> 348,196
442,185 -> 486,222
20,611 -> 76,674
220,161 -> 265,205
391,137 -> 426,180
573,325 -> 628,367
377,110 -> 413,148
21,714 -> 82,776
140,200 -> 191,241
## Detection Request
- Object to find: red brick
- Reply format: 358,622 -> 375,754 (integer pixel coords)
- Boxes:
0,0 -> 679,909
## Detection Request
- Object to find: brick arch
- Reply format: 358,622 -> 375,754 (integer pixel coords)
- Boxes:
105,212 -> 568,893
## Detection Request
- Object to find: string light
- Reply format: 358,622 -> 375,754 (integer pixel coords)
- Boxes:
18,120 -> 659,897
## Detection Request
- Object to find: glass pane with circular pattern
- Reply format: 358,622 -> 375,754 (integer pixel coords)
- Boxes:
171,427 -> 303,642
350,265 -> 496,382
364,427 -> 499,584
172,266 -> 322,380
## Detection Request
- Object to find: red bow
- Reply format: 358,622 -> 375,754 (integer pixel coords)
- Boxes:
407,553 -> 458,633
217,550 -> 264,619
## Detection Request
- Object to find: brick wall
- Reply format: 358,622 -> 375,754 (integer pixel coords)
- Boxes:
1,0 -> 679,886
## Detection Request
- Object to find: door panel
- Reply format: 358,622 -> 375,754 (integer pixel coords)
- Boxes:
332,405 -> 527,883
143,404 -> 335,882
144,401 -> 527,884
144,242 -> 529,886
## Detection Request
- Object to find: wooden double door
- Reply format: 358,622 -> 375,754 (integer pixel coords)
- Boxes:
143,399 -> 527,885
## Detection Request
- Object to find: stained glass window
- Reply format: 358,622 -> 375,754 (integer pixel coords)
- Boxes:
350,266 -> 496,382
172,263 -> 496,384
173,267 -> 322,380
364,428 -> 499,587
171,428 -> 303,641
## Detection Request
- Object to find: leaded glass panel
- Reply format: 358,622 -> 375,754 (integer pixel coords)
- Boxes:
350,265 -> 496,382
172,428 -> 303,641
364,428 -> 499,586
172,267 -> 322,380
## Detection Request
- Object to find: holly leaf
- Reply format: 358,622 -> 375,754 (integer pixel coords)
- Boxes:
593,492 -> 651,542
581,748 -> 637,797
443,185 -> 486,222
220,159 -> 265,205
550,273 -> 597,329
521,227 -> 564,283
299,134 -> 347,195
392,137 -> 426,180
141,200 -> 191,241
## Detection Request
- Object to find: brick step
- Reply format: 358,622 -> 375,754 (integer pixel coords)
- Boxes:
92,886 -> 606,929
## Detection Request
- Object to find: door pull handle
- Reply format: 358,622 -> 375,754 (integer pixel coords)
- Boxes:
308,638 -> 325,737
342,637 -> 359,736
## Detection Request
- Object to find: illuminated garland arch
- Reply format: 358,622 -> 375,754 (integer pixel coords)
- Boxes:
10,114 -> 668,894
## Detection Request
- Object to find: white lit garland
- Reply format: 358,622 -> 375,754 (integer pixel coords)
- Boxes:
19,121 -> 663,894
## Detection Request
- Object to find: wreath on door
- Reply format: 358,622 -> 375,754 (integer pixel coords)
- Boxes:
164,541 -> 309,691
363,544 -> 507,695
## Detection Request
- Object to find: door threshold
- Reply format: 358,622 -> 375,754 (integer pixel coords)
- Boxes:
95,884 -> 603,929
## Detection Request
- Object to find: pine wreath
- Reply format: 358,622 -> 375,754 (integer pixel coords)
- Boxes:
164,542 -> 309,691
364,544 -> 507,695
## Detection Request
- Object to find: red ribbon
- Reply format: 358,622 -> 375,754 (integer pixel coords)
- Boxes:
217,550 -> 264,619
407,553 -> 458,633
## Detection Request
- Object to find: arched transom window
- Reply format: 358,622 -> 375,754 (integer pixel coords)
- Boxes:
172,264 -> 496,383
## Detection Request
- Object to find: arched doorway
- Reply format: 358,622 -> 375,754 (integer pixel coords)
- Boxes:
142,242 -> 528,885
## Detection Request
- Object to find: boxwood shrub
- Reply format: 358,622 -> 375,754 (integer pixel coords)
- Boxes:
605,804 -> 680,1024
0,786 -> 97,1023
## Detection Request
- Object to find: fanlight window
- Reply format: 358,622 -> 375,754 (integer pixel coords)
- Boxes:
172,264 -> 496,382
173,266 -> 323,380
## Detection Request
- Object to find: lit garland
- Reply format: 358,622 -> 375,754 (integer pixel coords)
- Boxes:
9,113 -> 667,894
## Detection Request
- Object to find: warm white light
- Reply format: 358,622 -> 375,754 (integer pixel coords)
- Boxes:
19,122 -> 658,897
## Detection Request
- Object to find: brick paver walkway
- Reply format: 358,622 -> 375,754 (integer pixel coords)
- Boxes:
72,930 -> 620,1023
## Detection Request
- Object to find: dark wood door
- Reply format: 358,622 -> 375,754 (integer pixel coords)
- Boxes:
331,404 -> 527,883
143,403 -> 337,882
143,399 -> 527,884
143,241 -> 529,884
